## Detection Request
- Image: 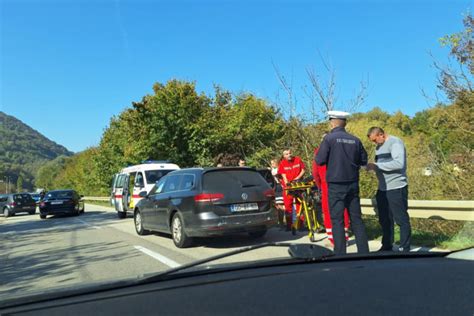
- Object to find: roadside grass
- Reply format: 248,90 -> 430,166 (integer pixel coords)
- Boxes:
362,215 -> 473,250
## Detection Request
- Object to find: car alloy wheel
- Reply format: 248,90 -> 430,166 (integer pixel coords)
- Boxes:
134,210 -> 149,235
171,213 -> 192,248
3,207 -> 9,218
135,211 -> 142,232
172,216 -> 182,244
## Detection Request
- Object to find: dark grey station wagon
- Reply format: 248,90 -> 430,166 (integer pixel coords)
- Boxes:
134,167 -> 277,248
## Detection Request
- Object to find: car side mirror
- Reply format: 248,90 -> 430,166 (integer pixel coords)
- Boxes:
139,191 -> 147,198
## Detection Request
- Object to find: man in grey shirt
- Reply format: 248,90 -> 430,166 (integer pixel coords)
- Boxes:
366,127 -> 411,252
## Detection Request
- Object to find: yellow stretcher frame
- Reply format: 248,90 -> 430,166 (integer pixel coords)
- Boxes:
285,180 -> 321,242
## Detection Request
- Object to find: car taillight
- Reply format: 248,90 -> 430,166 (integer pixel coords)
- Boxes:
9,202 -> 16,207
40,202 -> 46,207
194,193 -> 224,203
264,189 -> 275,198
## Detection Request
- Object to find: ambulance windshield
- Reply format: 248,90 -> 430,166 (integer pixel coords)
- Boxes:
145,170 -> 174,184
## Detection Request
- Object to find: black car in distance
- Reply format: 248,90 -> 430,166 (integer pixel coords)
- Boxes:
134,167 -> 277,248
39,190 -> 85,219
0,193 -> 37,217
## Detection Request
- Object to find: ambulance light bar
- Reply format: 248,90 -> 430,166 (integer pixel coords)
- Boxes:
141,160 -> 170,164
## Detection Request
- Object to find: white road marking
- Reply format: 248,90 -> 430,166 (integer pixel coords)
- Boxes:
76,219 -> 101,229
134,245 -> 180,268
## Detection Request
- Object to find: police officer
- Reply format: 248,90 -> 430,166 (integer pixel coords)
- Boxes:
315,111 -> 369,255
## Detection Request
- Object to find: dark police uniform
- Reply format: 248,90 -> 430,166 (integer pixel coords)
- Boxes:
315,126 -> 369,255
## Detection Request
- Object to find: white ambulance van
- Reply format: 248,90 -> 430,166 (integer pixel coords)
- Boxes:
111,161 -> 180,218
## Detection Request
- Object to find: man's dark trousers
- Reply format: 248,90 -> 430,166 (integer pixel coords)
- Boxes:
376,185 -> 411,251
328,182 -> 369,255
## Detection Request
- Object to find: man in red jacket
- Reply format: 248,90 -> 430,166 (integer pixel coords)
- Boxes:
313,142 -> 350,245
278,149 -> 305,231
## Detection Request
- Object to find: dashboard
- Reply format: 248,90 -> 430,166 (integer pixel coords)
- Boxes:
1,253 -> 473,315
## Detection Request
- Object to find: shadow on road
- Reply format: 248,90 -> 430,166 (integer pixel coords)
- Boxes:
0,211 -> 137,298
0,210 -> 125,235
194,229 -> 316,249
2,212 -> 37,218
143,225 -> 312,249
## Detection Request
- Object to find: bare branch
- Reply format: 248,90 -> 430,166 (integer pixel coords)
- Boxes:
317,49 -> 331,73
272,61 -> 295,117
457,61 -> 474,92
306,66 -> 333,112
347,76 -> 369,113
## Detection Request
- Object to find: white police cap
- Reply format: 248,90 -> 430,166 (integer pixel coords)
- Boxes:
327,110 -> 350,120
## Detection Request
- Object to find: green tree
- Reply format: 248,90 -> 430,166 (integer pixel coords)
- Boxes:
94,80 -> 211,189
51,148 -> 105,195
0,112 -> 73,191
438,13 -> 473,100
35,156 -> 69,191
196,93 -> 286,167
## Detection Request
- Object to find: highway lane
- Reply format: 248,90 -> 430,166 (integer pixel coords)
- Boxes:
0,203 -> 399,301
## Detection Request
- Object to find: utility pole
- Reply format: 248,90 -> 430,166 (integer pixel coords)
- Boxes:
5,176 -> 10,194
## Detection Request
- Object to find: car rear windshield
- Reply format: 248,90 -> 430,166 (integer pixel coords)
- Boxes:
13,194 -> 34,202
46,191 -> 73,199
203,169 -> 268,191
258,169 -> 276,187
145,170 -> 174,184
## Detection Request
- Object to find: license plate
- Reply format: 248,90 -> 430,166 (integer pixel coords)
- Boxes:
231,203 -> 259,212
23,206 -> 30,210
51,201 -> 63,205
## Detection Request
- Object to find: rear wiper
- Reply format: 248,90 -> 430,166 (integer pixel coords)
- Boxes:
241,184 -> 258,188
140,242 -> 334,283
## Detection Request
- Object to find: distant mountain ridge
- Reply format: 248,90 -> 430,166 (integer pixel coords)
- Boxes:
0,111 -> 73,191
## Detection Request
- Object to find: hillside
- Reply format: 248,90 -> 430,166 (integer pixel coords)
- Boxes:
0,111 -> 73,191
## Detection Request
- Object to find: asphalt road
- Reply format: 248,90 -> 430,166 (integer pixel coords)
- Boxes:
0,203 -> 429,301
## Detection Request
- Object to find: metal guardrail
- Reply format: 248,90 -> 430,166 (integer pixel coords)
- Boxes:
360,199 -> 474,221
84,196 -> 110,201
84,197 -> 474,221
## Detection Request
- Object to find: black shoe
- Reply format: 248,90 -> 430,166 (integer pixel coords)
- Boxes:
377,246 -> 393,252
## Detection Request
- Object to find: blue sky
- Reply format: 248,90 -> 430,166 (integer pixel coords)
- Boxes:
1,0 -> 471,152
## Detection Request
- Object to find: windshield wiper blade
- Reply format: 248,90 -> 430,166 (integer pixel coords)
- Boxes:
140,242 -> 334,283
145,242 -> 290,280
